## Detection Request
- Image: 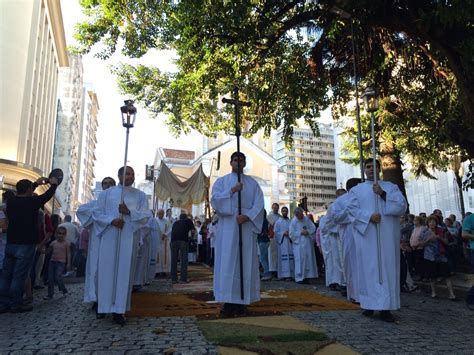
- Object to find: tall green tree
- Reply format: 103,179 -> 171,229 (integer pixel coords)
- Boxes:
74,0 -> 474,192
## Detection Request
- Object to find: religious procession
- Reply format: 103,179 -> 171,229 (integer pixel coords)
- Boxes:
1,1 -> 474,354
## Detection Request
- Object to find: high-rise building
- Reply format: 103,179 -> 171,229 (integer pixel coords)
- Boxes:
52,54 -> 84,214
275,123 -> 337,213
74,87 -> 99,209
0,0 -> 68,209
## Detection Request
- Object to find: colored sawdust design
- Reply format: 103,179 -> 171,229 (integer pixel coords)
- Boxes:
128,289 -> 358,318
198,321 -> 333,355
171,264 -> 214,292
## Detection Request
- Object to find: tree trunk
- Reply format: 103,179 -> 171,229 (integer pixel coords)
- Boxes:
454,173 -> 466,219
378,138 -> 409,213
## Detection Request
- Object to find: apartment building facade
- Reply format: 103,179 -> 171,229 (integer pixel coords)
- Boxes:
0,0 -> 68,210
275,123 -> 337,214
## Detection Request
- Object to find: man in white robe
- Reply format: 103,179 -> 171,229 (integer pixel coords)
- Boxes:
154,209 -> 171,275
92,166 -> 151,325
321,189 -> 347,291
273,206 -> 294,279
267,203 -> 281,277
290,207 -> 318,283
133,221 -> 151,289
76,176 -> 116,311
144,214 -> 159,283
347,159 -> 407,322
211,152 -> 264,317
331,178 -> 362,303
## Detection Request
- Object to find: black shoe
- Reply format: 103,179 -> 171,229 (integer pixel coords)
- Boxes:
329,283 -> 339,291
0,307 -> 10,314
220,303 -> 235,318
362,310 -> 374,318
96,312 -> 106,319
10,305 -> 33,313
112,313 -> 126,325
92,302 -> 98,311
235,304 -> 246,316
380,310 -> 395,323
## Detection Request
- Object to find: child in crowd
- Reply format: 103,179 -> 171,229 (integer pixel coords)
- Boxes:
44,226 -> 71,300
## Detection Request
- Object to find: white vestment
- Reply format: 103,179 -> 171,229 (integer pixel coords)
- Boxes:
331,193 -> 359,301
76,200 -> 100,303
155,217 -> 171,273
289,216 -> 318,282
267,212 -> 281,272
274,217 -> 294,278
92,185 -> 150,314
320,202 -> 346,287
133,224 -> 151,286
145,217 -> 159,282
211,172 -> 264,305
347,180 -> 407,310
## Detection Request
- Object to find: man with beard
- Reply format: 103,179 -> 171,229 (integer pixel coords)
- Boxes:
92,167 -> 150,325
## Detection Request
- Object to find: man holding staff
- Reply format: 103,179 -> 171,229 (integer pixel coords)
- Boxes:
211,152 -> 264,317
92,166 -> 150,325
346,159 -> 406,322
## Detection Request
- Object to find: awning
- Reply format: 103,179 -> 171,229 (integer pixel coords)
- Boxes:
155,162 -> 209,209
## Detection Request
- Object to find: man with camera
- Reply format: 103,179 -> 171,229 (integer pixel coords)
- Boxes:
0,176 -> 58,313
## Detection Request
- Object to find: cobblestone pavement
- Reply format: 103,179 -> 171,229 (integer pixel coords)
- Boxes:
0,274 -> 472,354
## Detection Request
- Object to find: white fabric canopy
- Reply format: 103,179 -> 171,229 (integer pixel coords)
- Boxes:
155,162 -> 209,208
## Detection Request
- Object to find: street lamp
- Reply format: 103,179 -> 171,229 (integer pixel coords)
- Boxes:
120,99 -> 137,128
361,87 -> 379,113
361,86 -> 383,284
112,99 -> 137,305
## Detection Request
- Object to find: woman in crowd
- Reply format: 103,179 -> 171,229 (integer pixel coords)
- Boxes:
410,216 -> 427,280
417,215 -> 456,300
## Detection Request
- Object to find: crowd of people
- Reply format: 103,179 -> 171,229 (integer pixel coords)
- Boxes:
1,154 -> 473,323
217,157 -> 474,321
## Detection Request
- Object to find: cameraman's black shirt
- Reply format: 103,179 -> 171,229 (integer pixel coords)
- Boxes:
6,185 -> 57,245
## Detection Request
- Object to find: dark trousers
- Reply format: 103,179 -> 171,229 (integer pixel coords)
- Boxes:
400,251 -> 408,287
314,244 -> 325,274
413,249 -> 424,277
0,244 -> 35,309
198,244 -> 207,263
171,240 -> 188,282
48,261 -> 67,297
30,248 -> 41,286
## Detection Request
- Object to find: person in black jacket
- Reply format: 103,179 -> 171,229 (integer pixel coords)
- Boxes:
170,213 -> 195,283
0,176 -> 58,313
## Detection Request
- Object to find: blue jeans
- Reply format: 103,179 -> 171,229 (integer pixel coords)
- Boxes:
0,244 -> 36,309
171,241 -> 189,282
48,261 -> 67,297
258,241 -> 271,277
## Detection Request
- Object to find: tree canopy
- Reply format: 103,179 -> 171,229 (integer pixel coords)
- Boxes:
74,0 -> 474,185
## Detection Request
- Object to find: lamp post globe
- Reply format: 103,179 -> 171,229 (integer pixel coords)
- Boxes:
362,87 -> 379,113
120,99 -> 137,128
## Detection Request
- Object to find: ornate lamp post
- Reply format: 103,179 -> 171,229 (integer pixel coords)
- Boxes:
112,100 -> 137,305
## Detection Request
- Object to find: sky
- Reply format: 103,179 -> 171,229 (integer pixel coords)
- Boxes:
60,1 -> 332,185
60,1 -> 201,184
